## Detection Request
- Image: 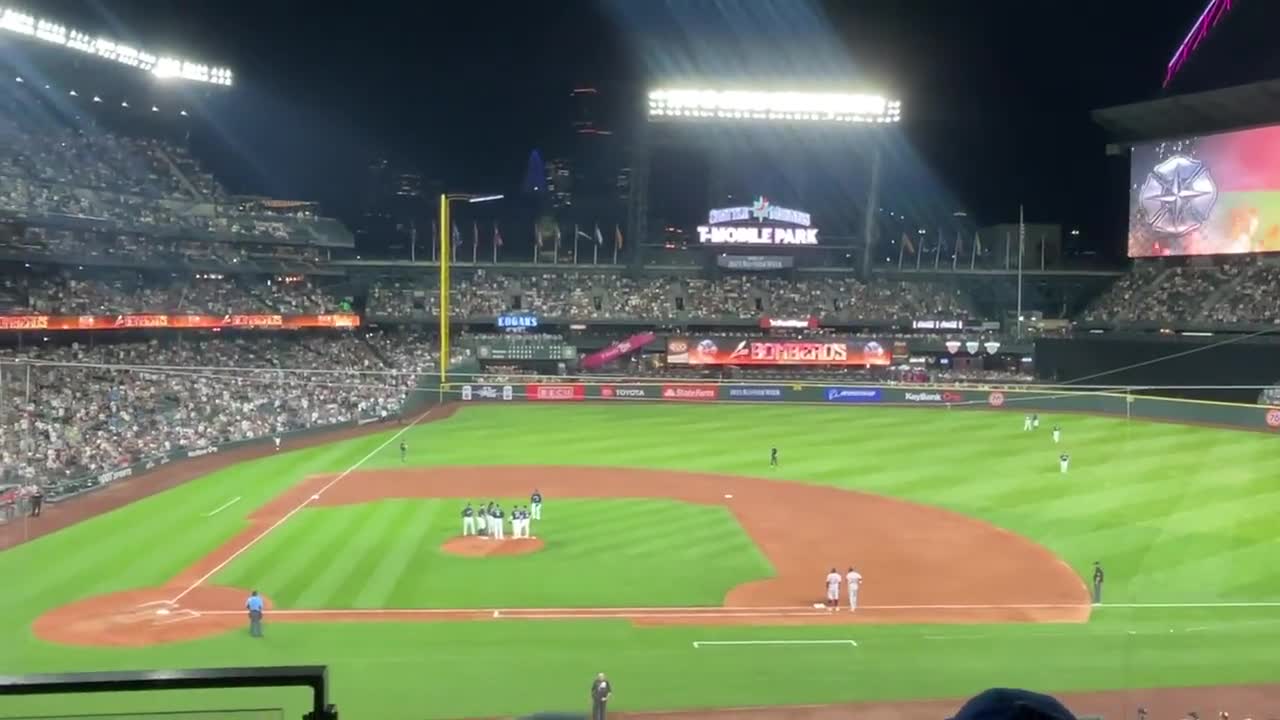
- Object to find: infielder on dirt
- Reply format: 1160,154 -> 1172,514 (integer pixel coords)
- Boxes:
824,567 -> 841,611
476,504 -> 489,538
462,503 -> 476,536
845,567 -> 863,612
530,489 -> 542,520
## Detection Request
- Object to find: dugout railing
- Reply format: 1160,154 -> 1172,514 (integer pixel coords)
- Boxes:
0,666 -> 336,720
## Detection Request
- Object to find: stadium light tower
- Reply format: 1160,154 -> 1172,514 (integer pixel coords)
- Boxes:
646,88 -> 901,124
438,193 -> 504,387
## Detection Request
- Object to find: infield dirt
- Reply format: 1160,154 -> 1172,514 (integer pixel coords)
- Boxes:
33,464 -> 1089,646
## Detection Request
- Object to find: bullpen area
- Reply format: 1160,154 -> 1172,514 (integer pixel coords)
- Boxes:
4,400 -> 1280,719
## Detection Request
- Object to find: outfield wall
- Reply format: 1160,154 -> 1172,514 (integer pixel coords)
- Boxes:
442,381 -> 1280,433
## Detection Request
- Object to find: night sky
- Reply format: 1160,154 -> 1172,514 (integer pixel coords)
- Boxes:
29,0 -> 1248,255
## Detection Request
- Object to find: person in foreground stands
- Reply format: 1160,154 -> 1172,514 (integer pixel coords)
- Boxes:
590,672 -> 612,720
246,590 -> 264,638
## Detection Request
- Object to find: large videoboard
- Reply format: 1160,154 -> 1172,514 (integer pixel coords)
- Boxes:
1129,124 -> 1280,257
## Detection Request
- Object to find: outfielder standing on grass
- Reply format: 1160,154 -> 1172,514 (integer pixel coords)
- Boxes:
1092,561 -> 1104,604
399,441 -> 407,462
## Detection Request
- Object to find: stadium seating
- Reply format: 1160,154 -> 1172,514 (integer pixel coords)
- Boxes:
0,331 -> 440,487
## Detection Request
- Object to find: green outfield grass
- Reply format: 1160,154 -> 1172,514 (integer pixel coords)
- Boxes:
3,403 -> 1280,719
214,498 -> 773,608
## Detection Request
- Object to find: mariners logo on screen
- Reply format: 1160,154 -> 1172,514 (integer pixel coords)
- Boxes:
751,196 -> 771,221
1139,155 -> 1218,235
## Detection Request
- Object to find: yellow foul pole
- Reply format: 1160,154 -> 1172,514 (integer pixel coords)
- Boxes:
439,194 -> 450,387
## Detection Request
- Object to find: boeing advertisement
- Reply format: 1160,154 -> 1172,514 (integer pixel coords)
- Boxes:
1129,124 -> 1280,257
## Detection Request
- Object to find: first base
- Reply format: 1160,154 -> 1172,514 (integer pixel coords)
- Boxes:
156,608 -> 171,616
311,494 -> 320,500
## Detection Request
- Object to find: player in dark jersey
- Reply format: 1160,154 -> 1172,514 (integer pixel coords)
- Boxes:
770,447 -> 778,468
1092,561 -> 1104,604
399,441 -> 407,462
530,490 -> 543,520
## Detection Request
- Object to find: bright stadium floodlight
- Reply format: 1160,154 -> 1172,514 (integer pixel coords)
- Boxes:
647,88 -> 901,124
0,6 -> 233,87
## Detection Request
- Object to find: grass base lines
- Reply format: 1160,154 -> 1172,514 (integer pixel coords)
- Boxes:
202,496 -> 241,517
32,465 -> 1090,646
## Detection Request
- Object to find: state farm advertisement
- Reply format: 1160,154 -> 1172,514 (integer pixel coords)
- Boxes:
661,384 -> 718,401
525,384 -> 586,401
666,337 -> 890,367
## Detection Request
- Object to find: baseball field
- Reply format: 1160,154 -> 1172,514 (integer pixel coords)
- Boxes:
4,401 -> 1280,719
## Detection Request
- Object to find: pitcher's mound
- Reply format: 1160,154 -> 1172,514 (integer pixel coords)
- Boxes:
441,536 -> 544,557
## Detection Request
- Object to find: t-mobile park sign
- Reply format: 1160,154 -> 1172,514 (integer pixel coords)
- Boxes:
697,196 -> 819,246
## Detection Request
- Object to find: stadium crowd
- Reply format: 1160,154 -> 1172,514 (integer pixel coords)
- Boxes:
1085,258 -> 1280,325
0,270 -> 349,316
367,272 -> 973,321
0,331 -> 439,491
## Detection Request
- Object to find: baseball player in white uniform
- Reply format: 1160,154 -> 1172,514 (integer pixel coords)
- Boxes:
462,503 -> 477,536
491,505 -> 505,539
519,506 -> 531,538
825,568 -> 841,611
845,567 -> 863,611
1023,414 -> 1033,431
530,490 -> 542,520
511,507 -> 524,538
1059,452 -> 1070,474
476,505 -> 489,538
1052,424 -> 1061,444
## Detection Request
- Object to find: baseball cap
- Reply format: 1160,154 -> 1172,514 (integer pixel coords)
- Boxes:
949,688 -> 1077,720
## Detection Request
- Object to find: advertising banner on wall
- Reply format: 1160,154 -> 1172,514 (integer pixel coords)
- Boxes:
824,387 -> 883,403
666,337 -> 890,367
461,384 -> 516,401
726,386 -> 786,400
661,384 -> 718,401
525,384 -> 586,401
599,385 -> 653,399
580,332 -> 657,370
0,313 -> 361,332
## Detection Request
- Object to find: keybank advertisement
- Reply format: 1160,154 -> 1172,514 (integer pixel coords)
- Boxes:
727,386 -> 785,400
667,337 -> 891,367
824,387 -> 883,403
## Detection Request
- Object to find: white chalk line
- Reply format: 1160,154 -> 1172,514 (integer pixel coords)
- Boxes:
202,496 -> 242,517
693,640 -> 857,647
177,599 -> 1280,618
168,407 -> 438,604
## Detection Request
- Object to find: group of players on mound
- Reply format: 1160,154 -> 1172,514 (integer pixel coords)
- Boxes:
460,491 -> 543,540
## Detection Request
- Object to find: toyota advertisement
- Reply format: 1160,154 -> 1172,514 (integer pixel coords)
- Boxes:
666,337 -> 890,367
1129,123 -> 1280,257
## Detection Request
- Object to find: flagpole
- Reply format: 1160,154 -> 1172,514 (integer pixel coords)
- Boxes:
554,226 -> 560,264
593,242 -> 598,265
410,220 -> 417,263
1004,231 -> 1011,270
933,228 -> 941,270
431,220 -> 438,262
493,225 -> 499,264
915,234 -> 922,270
573,224 -> 579,265
970,232 -> 978,270
534,223 -> 540,264
1040,232 -> 1046,271
952,230 -> 959,271
472,222 -> 478,264
897,237 -> 905,269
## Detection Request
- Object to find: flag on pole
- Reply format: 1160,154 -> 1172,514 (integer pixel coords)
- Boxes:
493,222 -> 503,263
594,224 -> 604,245
614,224 -> 623,264
574,225 -> 592,265
451,222 -> 461,253
554,223 -> 561,264
593,224 -> 603,265
431,219 -> 438,262
472,221 -> 479,263
534,222 -> 542,247
902,232 -> 915,255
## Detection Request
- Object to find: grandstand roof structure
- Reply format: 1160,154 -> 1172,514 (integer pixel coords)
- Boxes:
1092,77 -> 1280,143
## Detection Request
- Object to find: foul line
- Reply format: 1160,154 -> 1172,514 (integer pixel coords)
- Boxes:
169,407 -> 438,604
693,640 -> 857,648
202,496 -> 241,517
179,599 -> 1280,618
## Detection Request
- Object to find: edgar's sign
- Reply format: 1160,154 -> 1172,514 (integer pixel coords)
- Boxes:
698,195 -> 818,246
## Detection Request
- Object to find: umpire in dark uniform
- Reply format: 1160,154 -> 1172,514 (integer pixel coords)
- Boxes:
29,485 -> 43,517
590,672 -> 612,720
1091,561 -> 1104,604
